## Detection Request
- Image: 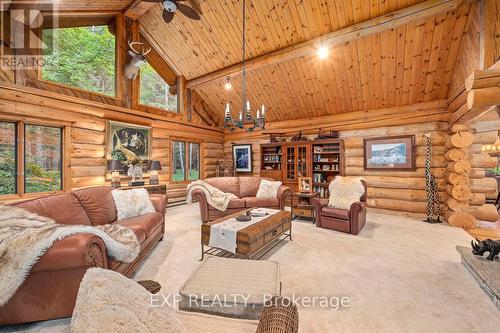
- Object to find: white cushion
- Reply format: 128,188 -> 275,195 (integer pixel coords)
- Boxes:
256,179 -> 282,199
328,176 -> 365,210
111,188 -> 155,220
179,257 -> 281,319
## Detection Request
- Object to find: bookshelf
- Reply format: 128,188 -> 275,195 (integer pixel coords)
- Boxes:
259,139 -> 344,197
312,139 -> 345,198
260,143 -> 283,180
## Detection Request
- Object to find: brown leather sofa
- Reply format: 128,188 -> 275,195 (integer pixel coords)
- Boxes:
191,177 -> 292,223
312,180 -> 367,235
0,186 -> 166,326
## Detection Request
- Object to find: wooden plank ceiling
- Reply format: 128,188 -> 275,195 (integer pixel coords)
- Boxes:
7,0 -> 134,11
139,0 -> 472,124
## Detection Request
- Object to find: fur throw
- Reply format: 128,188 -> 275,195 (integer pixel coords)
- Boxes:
328,176 -> 365,210
187,180 -> 237,211
0,205 -> 140,306
72,268 -> 186,333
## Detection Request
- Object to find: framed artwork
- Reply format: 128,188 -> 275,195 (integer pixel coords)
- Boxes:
364,135 -> 416,170
107,121 -> 152,174
299,177 -> 312,193
233,144 -> 252,173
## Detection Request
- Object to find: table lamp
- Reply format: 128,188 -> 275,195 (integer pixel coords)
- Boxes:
149,160 -> 161,185
109,160 -> 122,188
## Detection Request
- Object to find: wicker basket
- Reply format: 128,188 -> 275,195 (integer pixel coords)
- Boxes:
256,297 -> 299,333
137,280 -> 161,294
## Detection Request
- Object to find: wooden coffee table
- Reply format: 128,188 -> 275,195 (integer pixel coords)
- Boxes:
200,209 -> 292,261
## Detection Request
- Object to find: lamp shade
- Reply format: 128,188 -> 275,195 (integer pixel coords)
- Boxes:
109,160 -> 123,171
149,160 -> 162,171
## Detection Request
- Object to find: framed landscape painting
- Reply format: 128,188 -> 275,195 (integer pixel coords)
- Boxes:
233,144 -> 252,173
107,121 -> 152,173
364,135 -> 416,170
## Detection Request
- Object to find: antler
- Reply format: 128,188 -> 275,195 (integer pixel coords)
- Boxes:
128,40 -> 142,54
128,41 -> 151,56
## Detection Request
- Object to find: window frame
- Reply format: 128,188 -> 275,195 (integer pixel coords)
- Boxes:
37,15 -> 121,100
171,139 -> 202,183
0,117 -> 69,200
137,62 -> 180,114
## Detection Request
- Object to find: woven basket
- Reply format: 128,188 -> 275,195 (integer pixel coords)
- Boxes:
137,280 -> 161,294
256,297 -> 299,333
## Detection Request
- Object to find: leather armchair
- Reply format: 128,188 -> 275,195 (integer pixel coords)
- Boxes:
312,180 -> 367,235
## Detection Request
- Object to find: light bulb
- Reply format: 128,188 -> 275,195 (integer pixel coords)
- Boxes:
317,45 -> 329,59
224,82 -> 232,90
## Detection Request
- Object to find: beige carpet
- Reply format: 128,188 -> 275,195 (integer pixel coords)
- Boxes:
2,204 -> 499,332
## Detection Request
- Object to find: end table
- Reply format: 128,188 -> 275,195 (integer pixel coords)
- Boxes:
291,192 -> 319,223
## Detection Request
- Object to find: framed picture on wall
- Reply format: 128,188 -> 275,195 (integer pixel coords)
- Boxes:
107,121 -> 152,174
233,144 -> 252,173
364,135 -> 416,170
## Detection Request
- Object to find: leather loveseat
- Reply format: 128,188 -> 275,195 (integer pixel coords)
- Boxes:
191,177 -> 292,223
0,186 -> 166,326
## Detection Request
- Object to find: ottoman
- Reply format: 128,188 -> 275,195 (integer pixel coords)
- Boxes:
179,257 -> 281,320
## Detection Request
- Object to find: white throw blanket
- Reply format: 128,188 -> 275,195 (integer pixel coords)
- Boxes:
0,205 -> 140,306
187,180 -> 237,211
209,209 -> 280,253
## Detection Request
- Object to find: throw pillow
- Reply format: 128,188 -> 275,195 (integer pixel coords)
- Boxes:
328,176 -> 365,210
256,179 -> 282,199
111,188 -> 156,220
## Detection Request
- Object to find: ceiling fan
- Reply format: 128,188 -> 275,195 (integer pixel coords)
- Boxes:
144,0 -> 202,23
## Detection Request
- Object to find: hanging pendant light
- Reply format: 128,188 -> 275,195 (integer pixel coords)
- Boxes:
223,0 -> 266,132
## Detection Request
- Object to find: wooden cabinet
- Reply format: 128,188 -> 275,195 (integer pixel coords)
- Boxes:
284,143 -> 311,181
260,139 -> 343,199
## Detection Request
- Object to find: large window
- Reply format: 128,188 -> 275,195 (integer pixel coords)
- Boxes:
0,121 -> 63,196
140,63 -> 178,112
42,25 -> 116,96
172,141 -> 200,182
0,122 -> 16,195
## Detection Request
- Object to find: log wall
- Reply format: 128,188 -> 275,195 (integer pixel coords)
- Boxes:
0,83 -> 223,204
223,121 -> 454,217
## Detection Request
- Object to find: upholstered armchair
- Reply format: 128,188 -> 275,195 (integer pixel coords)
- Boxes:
312,180 -> 367,235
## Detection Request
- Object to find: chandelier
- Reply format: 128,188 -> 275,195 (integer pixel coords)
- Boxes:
224,0 -> 265,132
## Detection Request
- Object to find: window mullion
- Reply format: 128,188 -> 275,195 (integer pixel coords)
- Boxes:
17,121 -> 25,195
185,141 -> 189,181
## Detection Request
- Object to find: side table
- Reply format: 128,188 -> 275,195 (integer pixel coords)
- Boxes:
291,192 -> 319,223
117,184 -> 167,195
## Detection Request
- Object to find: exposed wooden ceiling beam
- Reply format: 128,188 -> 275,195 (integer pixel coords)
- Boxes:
224,100 -> 449,140
187,0 -> 465,89
124,0 -> 157,20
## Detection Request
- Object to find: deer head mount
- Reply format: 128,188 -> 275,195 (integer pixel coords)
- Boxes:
124,41 -> 151,80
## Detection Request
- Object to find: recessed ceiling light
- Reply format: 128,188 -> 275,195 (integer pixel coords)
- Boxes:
317,46 -> 329,59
